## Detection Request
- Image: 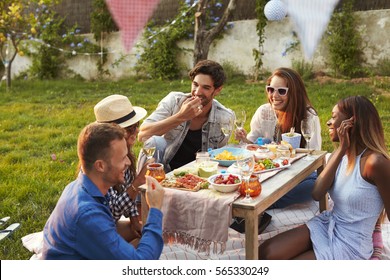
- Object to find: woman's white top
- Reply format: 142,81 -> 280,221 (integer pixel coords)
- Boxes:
247,103 -> 322,150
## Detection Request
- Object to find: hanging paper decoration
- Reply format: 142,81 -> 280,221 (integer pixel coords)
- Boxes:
105,0 -> 161,52
286,0 -> 339,59
264,0 -> 287,21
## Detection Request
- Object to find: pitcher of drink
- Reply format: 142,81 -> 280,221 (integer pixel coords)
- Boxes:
239,174 -> 261,197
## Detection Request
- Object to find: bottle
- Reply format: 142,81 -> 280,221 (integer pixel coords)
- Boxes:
256,137 -> 264,146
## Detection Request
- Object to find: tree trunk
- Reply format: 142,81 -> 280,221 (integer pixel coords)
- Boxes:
6,64 -> 11,88
193,0 -> 237,66
2,37 -> 18,89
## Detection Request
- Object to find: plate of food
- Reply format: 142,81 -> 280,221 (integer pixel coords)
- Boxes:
208,173 -> 242,193
253,158 -> 291,174
160,172 -> 209,192
209,147 -> 253,167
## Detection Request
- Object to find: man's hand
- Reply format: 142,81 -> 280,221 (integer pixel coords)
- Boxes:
177,96 -> 203,120
235,127 -> 247,142
145,176 -> 164,210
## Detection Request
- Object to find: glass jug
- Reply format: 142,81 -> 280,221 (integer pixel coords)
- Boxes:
239,174 -> 261,197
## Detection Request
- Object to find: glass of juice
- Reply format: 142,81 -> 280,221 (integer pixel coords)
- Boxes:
146,163 -> 166,182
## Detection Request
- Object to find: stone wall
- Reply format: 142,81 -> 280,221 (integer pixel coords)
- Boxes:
10,9 -> 390,80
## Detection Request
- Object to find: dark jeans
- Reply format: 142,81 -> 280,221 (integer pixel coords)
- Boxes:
269,171 -> 317,209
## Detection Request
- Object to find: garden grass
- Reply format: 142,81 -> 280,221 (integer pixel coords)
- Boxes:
0,76 -> 389,259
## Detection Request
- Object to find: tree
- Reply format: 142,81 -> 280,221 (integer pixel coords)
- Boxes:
0,0 -> 59,88
136,0 -> 237,79
90,0 -> 117,64
193,0 -> 237,65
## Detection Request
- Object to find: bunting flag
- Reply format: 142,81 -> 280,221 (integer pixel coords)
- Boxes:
285,0 -> 340,59
105,0 -> 161,52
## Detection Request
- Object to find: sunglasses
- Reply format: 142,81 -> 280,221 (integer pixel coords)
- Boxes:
266,86 -> 289,96
125,121 -> 140,135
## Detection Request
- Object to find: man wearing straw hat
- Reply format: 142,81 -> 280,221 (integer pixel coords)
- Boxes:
42,122 -> 165,259
138,60 -> 235,172
93,94 -> 152,243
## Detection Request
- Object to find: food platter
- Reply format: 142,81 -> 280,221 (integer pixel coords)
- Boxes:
160,173 -> 209,192
209,147 -> 253,167
253,162 -> 291,174
227,158 -> 291,174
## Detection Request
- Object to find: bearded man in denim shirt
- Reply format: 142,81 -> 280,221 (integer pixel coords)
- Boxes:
138,60 -> 235,172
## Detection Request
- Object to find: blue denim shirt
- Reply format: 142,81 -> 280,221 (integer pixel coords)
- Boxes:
42,172 -> 163,260
143,92 -> 235,167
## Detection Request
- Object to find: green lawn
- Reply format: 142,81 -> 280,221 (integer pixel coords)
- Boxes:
1,77 -> 389,259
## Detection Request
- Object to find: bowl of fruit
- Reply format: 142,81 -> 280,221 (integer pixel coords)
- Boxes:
208,173 -> 242,193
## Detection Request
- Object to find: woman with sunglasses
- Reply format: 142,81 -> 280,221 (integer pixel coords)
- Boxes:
259,96 -> 390,259
94,94 -> 153,244
235,67 -> 321,208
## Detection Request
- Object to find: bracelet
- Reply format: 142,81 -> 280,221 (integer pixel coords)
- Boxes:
131,184 -> 138,193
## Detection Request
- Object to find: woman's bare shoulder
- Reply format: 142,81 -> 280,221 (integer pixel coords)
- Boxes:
363,151 -> 390,182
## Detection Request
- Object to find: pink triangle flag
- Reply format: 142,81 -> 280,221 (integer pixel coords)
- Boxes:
105,0 -> 161,52
285,0 -> 339,59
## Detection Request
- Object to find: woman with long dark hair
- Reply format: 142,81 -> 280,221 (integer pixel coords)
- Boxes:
236,68 -> 322,208
259,96 -> 390,259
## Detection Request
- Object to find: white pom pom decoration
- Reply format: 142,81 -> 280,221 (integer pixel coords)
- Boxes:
264,0 -> 287,21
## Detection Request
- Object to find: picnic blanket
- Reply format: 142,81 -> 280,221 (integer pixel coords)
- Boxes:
22,200 -> 390,260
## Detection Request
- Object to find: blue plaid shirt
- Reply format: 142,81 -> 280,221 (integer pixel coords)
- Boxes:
107,168 -> 139,221
42,172 -> 163,259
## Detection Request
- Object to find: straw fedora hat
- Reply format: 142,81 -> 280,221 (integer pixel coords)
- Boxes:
94,94 -> 147,128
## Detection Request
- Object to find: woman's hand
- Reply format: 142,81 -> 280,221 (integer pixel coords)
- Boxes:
337,116 -> 354,152
133,158 -> 155,187
130,216 -> 142,237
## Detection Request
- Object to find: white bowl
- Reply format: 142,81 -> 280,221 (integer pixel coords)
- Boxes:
208,173 -> 242,193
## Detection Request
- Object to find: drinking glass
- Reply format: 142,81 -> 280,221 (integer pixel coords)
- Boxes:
301,118 -> 315,160
276,145 -> 291,160
146,163 -> 165,182
236,156 -> 255,203
221,120 -> 234,144
234,110 -> 246,145
141,137 -> 156,160
142,146 -> 156,160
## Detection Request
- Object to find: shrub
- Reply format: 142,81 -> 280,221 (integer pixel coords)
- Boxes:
292,59 -> 314,81
376,57 -> 390,76
221,61 -> 246,81
326,0 -> 364,78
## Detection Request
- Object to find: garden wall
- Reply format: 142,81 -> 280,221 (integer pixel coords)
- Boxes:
10,9 -> 390,80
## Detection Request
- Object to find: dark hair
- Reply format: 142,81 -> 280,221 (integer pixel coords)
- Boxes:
127,149 -> 137,181
188,60 -> 226,88
266,67 -> 316,147
77,122 -> 125,172
337,96 -> 389,160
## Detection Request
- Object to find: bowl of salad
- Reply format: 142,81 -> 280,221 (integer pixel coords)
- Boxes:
208,173 -> 242,193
